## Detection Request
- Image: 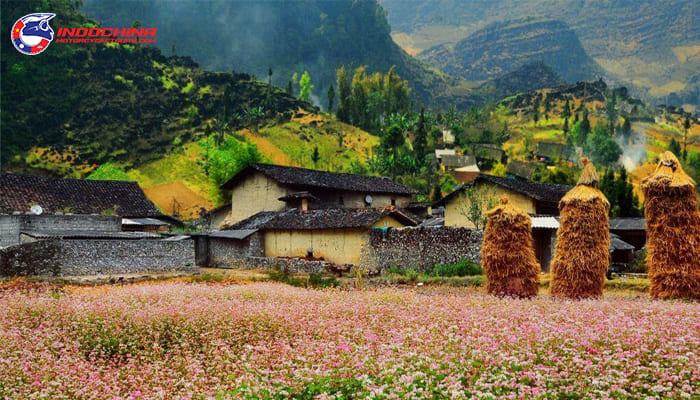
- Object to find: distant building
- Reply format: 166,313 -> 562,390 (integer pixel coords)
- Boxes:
219,163 -> 418,226
609,218 -> 646,250
507,159 -> 538,180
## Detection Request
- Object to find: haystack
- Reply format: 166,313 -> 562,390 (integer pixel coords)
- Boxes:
640,151 -> 700,300
550,161 -> 610,299
481,197 -> 540,298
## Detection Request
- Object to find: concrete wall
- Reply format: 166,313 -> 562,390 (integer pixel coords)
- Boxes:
444,183 -> 535,227
360,227 -> 483,273
0,216 -> 21,248
230,173 -> 287,223
0,239 -> 195,277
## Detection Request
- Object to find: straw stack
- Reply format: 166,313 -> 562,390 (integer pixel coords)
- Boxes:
640,151 -> 700,300
481,197 -> 540,298
550,161 -> 610,299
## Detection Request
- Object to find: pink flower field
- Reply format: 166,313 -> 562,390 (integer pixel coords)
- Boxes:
0,281 -> 698,399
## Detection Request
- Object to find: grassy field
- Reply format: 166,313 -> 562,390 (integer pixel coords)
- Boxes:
0,278 -> 697,399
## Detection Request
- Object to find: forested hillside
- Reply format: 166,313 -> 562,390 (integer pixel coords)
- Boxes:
80,0 -> 465,108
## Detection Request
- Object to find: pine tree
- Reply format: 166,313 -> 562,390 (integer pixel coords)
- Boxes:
327,84 -> 335,114
311,146 -> 320,167
285,80 -> 293,95
562,98 -> 571,119
336,67 -> 351,123
669,138 -> 682,156
580,109 -> 591,136
413,108 -> 428,165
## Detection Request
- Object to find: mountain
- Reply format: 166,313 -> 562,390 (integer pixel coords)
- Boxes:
381,0 -> 700,107
79,0 -> 464,108
420,18 -> 603,84
476,62 -> 565,103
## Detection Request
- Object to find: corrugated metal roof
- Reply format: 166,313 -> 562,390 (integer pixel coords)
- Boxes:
530,216 -> 560,229
122,217 -> 169,226
209,229 -> 259,240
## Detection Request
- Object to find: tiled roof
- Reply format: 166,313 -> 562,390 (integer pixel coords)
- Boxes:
223,208 -> 418,231
220,163 -> 419,195
435,174 -> 571,206
609,218 -> 646,230
0,173 -> 163,218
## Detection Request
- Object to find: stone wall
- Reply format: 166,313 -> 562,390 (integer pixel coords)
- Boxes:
0,216 -> 21,248
20,214 -> 121,233
0,238 -> 195,277
360,227 -> 483,273
208,233 -> 264,268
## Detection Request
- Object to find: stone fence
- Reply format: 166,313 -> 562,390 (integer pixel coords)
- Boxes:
359,227 -> 483,273
0,238 -> 195,277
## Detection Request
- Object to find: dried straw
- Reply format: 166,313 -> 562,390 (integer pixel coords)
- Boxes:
550,162 -> 610,299
640,151 -> 700,300
481,197 -> 540,298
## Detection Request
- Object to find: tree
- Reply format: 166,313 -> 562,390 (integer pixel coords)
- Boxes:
311,146 -> 320,167
605,95 -> 617,134
327,84 -> 335,114
599,167 -> 641,217
562,98 -> 571,119
621,117 -> 632,144
285,80 -> 293,95
585,123 -> 622,166
336,67 -> 351,123
491,162 -> 507,177
532,95 -> 540,125
543,96 -> 551,118
457,185 -> 497,230
562,118 -> 569,133
682,116 -> 691,161
381,124 -> 405,154
669,138 -> 682,156
298,71 -> 314,103
580,109 -> 591,137
413,108 -> 428,165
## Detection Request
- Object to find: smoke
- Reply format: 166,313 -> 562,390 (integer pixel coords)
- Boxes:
618,123 -> 648,171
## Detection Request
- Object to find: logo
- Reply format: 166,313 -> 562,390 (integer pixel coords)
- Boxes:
11,13 -> 56,55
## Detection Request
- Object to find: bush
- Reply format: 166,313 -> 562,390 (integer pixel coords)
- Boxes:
430,259 -> 483,277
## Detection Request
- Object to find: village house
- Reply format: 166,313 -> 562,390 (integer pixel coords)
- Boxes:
435,174 -> 571,270
198,164 -> 423,267
0,173 -> 193,276
218,163 -> 419,226
210,207 -> 418,267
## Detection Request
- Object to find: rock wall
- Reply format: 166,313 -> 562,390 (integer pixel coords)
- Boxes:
208,234 -> 264,268
0,216 -> 21,248
360,227 -> 483,273
20,214 -> 121,233
0,238 -> 195,276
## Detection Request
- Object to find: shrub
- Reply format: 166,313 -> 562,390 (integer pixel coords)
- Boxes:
430,259 -> 483,277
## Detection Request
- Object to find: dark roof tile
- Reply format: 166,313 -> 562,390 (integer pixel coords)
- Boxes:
220,163 -> 419,195
0,173 -> 163,218
223,208 -> 417,230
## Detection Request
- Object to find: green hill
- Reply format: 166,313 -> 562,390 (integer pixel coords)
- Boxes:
1,0 -> 380,215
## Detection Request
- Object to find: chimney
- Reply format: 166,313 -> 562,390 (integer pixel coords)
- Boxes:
301,198 -> 309,212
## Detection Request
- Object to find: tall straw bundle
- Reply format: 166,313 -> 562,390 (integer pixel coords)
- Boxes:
481,197 -> 540,298
550,161 -> 610,299
640,151 -> 700,300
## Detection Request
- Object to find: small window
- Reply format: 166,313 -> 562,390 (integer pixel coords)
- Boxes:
339,196 -> 344,205
391,198 -> 396,206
